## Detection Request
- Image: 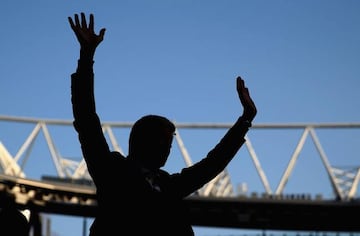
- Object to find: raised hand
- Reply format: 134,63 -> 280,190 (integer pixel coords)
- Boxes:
236,76 -> 257,122
68,12 -> 106,57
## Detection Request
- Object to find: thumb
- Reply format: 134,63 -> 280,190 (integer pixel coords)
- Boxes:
99,28 -> 106,39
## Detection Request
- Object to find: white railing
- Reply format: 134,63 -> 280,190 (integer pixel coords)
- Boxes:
0,115 -> 359,200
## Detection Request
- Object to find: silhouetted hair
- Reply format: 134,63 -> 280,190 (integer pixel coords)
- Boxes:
129,115 -> 175,155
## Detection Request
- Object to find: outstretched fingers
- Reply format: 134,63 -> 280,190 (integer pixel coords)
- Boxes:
236,76 -> 245,92
68,13 -> 82,31
68,16 -> 74,29
75,13 -> 80,27
68,12 -> 106,54
81,12 -> 87,29
236,76 -> 257,121
89,14 -> 94,32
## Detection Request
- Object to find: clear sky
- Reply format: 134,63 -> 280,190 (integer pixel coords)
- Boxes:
1,0 -> 360,235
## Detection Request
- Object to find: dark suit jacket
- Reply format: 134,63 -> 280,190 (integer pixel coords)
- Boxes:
71,59 -> 249,235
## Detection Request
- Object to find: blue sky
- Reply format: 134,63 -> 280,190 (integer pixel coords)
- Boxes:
1,0 -> 360,235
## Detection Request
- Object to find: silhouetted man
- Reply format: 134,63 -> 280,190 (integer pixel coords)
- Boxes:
69,12 -> 257,236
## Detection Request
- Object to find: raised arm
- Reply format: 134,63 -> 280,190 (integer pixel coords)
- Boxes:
69,13 -> 113,183
173,76 -> 257,197
207,76 -> 257,163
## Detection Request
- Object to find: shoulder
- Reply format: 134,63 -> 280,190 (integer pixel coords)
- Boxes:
158,169 -> 171,178
111,151 -> 126,160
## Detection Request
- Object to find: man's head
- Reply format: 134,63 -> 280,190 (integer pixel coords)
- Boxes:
128,115 -> 176,170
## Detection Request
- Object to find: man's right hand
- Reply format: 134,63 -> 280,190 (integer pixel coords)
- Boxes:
68,12 -> 106,58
